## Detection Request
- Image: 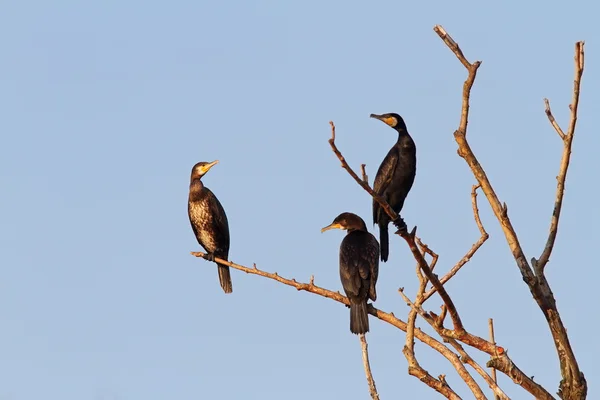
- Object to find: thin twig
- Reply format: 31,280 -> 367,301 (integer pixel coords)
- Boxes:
356,158 -> 379,400
403,239 -> 428,393
423,184 -> 488,302
328,121 -> 398,223
489,319 -> 500,400
415,237 -> 439,272
400,228 -> 465,333
433,25 -> 472,69
535,42 -> 585,274
359,334 -> 380,400
361,164 -> 369,185
543,99 -> 566,140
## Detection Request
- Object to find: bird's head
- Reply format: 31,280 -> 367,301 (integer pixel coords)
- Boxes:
191,160 -> 219,180
321,212 -> 367,233
370,113 -> 407,131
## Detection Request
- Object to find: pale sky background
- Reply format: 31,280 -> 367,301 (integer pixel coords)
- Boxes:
1,1 -> 598,399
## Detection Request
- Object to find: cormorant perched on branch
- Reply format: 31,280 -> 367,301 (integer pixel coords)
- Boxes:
321,212 -> 379,334
370,113 -> 417,263
188,160 -> 232,294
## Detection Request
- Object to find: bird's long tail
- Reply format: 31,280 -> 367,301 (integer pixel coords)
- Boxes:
379,223 -> 389,262
350,301 -> 369,334
217,263 -> 233,294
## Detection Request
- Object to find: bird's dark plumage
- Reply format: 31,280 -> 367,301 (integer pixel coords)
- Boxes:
370,113 -> 417,262
322,212 -> 380,334
188,160 -> 232,294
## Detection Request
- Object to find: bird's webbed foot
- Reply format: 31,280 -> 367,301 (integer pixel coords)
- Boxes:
203,253 -> 216,262
392,216 -> 407,232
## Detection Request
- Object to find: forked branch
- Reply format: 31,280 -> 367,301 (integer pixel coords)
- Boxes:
534,42 -> 585,274
435,24 -> 586,399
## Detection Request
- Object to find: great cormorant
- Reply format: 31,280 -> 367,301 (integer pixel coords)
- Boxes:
321,212 -> 380,334
370,113 -> 417,263
188,160 -> 232,294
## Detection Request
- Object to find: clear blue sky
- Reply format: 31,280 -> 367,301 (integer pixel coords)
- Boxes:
1,1 -> 597,399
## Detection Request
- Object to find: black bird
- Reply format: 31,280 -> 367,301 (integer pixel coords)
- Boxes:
370,113 -> 417,262
321,212 -> 379,334
188,160 -> 232,294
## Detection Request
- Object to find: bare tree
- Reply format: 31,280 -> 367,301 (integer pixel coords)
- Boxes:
192,26 -> 586,399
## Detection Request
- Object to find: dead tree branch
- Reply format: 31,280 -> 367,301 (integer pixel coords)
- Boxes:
404,243 -> 484,399
400,290 -> 553,400
401,291 -> 499,400
434,24 -> 586,399
487,355 -> 555,400
404,244 -> 453,397
356,166 -> 381,400
535,42 -> 585,274
359,334 -> 380,400
190,251 -> 484,381
360,163 -> 369,185
423,184 -> 488,302
399,228 -> 465,333
448,340 -> 509,400
328,121 -> 398,222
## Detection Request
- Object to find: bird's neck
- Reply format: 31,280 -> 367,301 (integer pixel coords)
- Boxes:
395,128 -> 409,138
347,224 -> 367,233
189,178 -> 205,195
396,129 -> 413,146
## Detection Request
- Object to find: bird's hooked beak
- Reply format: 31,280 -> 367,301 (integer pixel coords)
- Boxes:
370,113 -> 397,128
321,222 -> 344,233
202,160 -> 219,174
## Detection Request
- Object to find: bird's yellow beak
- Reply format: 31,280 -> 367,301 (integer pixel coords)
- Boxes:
321,222 -> 343,233
202,160 -> 219,174
370,114 -> 397,127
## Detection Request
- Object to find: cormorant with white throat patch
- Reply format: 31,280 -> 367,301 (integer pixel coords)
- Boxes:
321,212 -> 379,334
370,113 -> 417,263
188,160 -> 232,294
